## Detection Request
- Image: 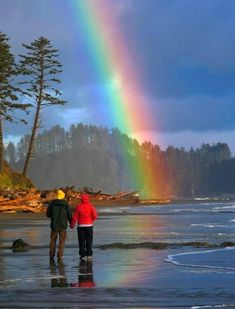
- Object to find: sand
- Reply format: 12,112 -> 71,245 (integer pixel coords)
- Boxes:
0,205 -> 235,308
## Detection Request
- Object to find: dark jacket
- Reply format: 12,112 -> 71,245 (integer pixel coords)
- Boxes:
46,199 -> 72,231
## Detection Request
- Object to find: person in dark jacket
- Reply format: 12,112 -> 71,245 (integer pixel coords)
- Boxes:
46,190 -> 72,260
70,193 -> 97,260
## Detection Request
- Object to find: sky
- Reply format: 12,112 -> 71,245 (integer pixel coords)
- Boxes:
1,0 -> 235,153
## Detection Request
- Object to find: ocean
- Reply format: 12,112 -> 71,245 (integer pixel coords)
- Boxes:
0,202 -> 235,308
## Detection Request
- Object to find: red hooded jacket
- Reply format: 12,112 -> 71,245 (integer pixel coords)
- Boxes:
70,194 -> 97,228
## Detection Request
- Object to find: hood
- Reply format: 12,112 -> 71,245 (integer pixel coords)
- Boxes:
81,193 -> 90,203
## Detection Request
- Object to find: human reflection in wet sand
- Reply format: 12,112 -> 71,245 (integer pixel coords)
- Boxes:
49,259 -> 68,288
70,259 -> 96,288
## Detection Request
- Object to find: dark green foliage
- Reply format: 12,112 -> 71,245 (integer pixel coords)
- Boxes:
19,37 -> 66,176
0,32 -> 30,173
10,123 -> 234,197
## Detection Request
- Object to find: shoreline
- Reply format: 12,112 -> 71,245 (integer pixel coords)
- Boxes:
0,186 -> 233,213
0,202 -> 234,307
0,197 -> 232,214
0,197 -> 232,218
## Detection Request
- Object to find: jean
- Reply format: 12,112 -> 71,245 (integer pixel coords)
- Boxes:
77,226 -> 93,258
49,230 -> 67,259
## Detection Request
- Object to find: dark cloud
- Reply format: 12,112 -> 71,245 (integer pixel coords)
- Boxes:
118,0 -> 235,97
1,0 -> 235,142
155,95 -> 235,132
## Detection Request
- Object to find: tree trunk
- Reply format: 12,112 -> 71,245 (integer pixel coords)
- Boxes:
23,48 -> 44,177
0,117 -> 3,173
22,104 -> 40,177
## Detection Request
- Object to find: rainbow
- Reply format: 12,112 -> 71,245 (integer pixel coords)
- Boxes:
70,0 -> 163,197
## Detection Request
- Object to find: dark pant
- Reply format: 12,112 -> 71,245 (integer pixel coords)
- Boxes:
77,226 -> 93,257
50,230 -> 67,259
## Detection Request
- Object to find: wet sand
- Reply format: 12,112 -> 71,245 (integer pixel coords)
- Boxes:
1,207 -> 235,308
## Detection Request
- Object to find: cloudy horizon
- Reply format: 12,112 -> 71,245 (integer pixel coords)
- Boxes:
1,0 -> 235,153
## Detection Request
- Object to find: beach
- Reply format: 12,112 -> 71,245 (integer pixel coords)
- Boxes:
1,202 -> 235,308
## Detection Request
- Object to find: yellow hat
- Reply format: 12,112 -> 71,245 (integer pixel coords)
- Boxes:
57,190 -> 65,200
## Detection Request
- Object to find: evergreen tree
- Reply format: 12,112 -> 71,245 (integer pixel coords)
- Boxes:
0,32 -> 29,173
19,36 -> 66,176
12,122 -> 235,197
5,142 -> 16,165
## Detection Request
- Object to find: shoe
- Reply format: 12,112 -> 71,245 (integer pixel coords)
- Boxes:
86,256 -> 93,259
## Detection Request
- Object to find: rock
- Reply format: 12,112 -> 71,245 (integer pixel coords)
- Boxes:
12,239 -> 29,252
98,241 -> 235,251
220,241 -> 235,247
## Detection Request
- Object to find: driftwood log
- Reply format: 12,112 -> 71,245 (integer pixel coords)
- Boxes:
0,189 -> 44,213
0,187 -> 170,213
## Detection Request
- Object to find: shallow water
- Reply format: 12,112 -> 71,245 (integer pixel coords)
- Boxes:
1,202 -> 235,308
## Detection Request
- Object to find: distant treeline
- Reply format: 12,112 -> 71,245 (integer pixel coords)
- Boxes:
4,123 -> 235,197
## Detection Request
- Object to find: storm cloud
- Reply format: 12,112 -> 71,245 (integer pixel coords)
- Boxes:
1,0 -> 235,150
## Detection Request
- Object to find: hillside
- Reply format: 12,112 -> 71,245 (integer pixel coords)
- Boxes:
0,161 -> 33,190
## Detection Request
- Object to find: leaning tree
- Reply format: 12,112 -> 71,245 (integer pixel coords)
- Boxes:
0,32 -> 29,173
19,37 -> 67,176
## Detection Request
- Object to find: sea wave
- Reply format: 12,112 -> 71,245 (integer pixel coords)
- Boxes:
190,223 -> 233,228
192,305 -> 235,308
213,205 -> 235,210
165,247 -> 235,271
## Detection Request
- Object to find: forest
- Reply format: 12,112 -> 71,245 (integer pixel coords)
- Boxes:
4,123 -> 235,198
1,32 -> 234,199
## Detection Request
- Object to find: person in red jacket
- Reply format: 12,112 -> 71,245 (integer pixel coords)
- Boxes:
70,193 -> 98,260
